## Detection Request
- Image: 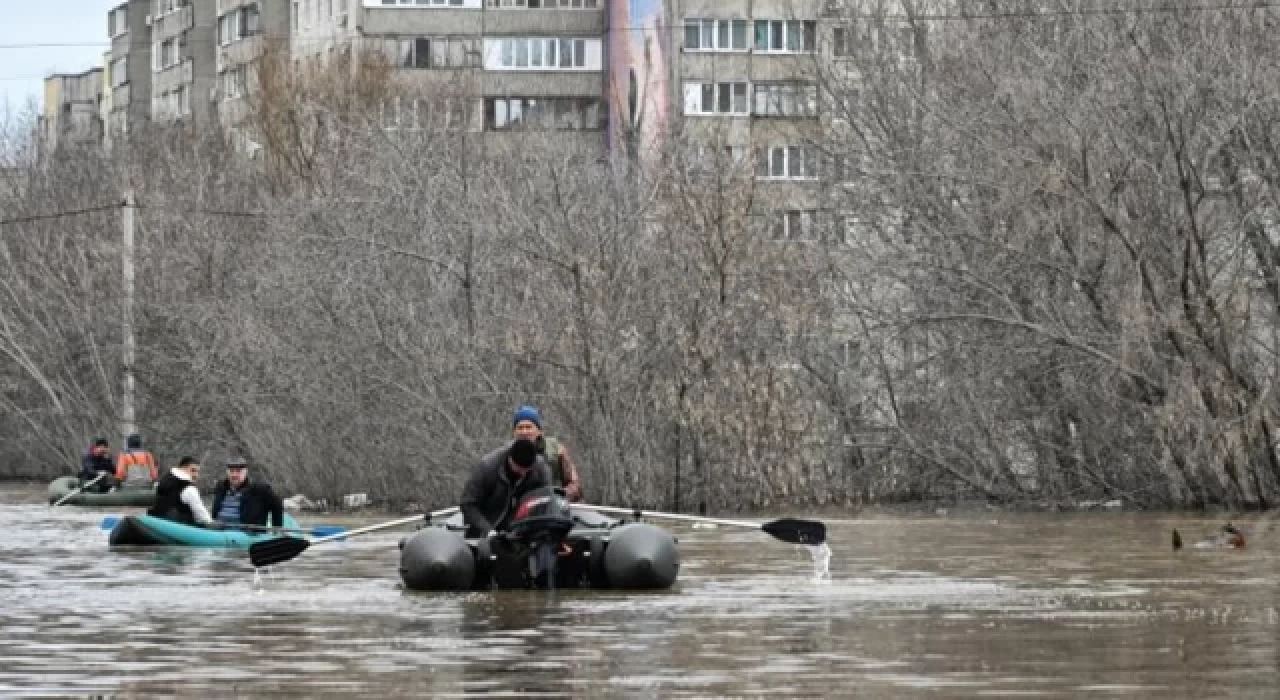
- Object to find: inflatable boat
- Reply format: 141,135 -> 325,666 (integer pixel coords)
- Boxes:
109,513 -> 303,548
47,476 -> 156,507
398,491 -> 679,591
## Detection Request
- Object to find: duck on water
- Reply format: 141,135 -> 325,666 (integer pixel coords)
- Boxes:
1172,523 -> 1247,550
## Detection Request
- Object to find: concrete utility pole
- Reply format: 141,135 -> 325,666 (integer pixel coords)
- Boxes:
121,191 -> 137,439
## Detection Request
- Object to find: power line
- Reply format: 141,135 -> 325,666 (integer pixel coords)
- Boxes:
0,201 -> 269,228
0,202 -> 121,227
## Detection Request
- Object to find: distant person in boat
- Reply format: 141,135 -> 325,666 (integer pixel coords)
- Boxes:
148,457 -> 214,526
210,457 -> 285,529
79,437 -> 117,493
511,405 -> 583,502
114,433 -> 159,489
460,437 -> 553,538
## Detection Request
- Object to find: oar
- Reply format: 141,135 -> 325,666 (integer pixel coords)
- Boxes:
97,516 -> 345,538
52,474 -> 106,507
248,506 -> 461,568
571,503 -> 827,545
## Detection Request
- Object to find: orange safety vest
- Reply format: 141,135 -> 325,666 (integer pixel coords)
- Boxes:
115,450 -> 158,485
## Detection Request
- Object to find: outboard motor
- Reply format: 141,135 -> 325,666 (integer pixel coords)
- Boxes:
496,487 -> 576,589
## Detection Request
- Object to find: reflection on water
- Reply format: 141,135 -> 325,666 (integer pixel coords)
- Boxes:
2,484 -> 1280,697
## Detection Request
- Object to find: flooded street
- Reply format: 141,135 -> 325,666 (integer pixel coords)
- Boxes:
3,484 -> 1279,698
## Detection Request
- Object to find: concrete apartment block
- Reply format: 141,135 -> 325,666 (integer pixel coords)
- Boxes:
39,69 -> 104,154
104,1 -> 154,144
149,0 -> 217,127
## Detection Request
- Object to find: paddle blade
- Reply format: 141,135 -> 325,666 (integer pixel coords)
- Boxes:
761,518 -> 826,545
100,516 -> 120,530
248,536 -> 311,568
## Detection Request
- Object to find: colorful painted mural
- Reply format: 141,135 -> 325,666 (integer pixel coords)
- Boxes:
607,0 -> 670,166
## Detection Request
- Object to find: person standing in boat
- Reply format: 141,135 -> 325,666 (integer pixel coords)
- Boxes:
511,405 -> 583,502
459,437 -> 554,538
114,433 -> 159,489
79,437 -> 117,493
210,457 -> 285,529
148,457 -> 214,526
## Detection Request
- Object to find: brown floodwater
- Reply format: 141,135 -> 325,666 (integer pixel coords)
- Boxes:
2,484 -> 1279,698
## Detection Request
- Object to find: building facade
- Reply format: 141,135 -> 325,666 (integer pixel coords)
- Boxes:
39,69 -> 104,154
214,0 -> 293,131
104,1 -> 154,146
148,0 -> 218,126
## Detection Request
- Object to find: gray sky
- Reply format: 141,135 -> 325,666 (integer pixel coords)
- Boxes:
1,0 -> 118,116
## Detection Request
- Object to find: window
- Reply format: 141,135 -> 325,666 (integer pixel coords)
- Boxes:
771,209 -> 821,242
379,0 -> 470,5
110,57 -> 128,87
220,67 -> 248,99
683,82 -> 748,115
399,38 -> 432,67
486,0 -> 598,8
753,20 -> 816,53
154,38 -> 178,70
753,83 -> 818,117
109,7 -> 129,37
486,97 -> 603,130
684,19 -> 748,51
757,146 -> 818,179
292,2 -> 299,31
380,36 -> 478,68
832,27 -> 852,57
381,97 -> 472,130
486,38 -> 597,70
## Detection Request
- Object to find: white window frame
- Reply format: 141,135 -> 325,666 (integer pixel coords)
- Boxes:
486,0 -> 598,8
683,19 -> 748,52
771,209 -> 821,242
757,145 -> 819,180
110,57 -> 128,87
485,38 -> 599,70
369,0 -> 481,8
682,82 -> 749,116
486,97 -> 602,131
753,20 -> 816,53
753,83 -> 818,117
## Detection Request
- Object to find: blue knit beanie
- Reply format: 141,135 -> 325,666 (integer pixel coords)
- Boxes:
512,405 -> 542,428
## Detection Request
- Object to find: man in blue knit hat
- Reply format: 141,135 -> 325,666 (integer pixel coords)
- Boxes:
511,405 -> 583,502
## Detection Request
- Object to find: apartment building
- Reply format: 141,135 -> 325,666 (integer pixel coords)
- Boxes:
149,0 -> 218,126
665,0 -> 830,242
290,0 -> 608,156
104,1 -> 154,146
39,69 -> 104,154
214,0 -> 293,132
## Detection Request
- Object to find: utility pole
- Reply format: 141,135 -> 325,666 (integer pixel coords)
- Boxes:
121,191 -> 136,439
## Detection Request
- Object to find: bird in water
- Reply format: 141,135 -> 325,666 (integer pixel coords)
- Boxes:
1172,523 -> 1246,551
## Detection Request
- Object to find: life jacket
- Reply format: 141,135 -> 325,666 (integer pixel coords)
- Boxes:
116,450 -> 158,487
540,436 -> 567,487
148,470 -> 196,524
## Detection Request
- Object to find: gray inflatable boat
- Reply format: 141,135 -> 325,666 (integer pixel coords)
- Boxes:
399,492 -> 679,592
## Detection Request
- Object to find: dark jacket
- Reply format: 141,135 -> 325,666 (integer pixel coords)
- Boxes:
80,451 -> 114,480
460,441 -> 552,537
211,478 -> 284,527
149,470 -> 197,525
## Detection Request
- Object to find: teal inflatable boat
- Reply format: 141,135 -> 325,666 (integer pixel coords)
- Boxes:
108,513 -> 303,548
